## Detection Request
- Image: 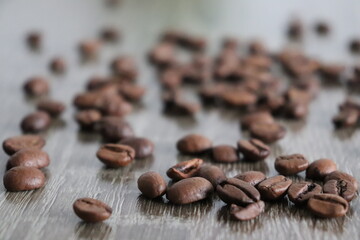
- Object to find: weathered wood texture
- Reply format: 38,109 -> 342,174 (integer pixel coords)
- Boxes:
0,0 -> 360,239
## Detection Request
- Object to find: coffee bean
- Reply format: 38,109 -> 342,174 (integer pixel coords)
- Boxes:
257,175 -> 292,200
166,177 -> 213,204
86,76 -> 111,90
7,148 -> 50,169
198,84 -> 225,105
197,164 -> 227,188
332,108 -> 359,128
222,37 -> 239,50
282,101 -> 309,119
176,134 -> 212,154
220,89 -> 257,108
73,92 -> 103,109
49,57 -> 66,74
237,139 -> 270,161
111,56 -> 137,80
306,158 -> 337,180
248,40 -> 267,56
166,158 -> 203,180
287,19 -> 303,40
211,145 -> 239,163
315,21 -> 330,35
349,39 -> 360,54
217,178 -> 261,205
119,84 -> 146,102
148,42 -> 176,67
159,68 -> 182,89
240,111 -> 274,130
323,179 -> 356,202
162,92 -> 200,116
137,171 -> 167,199
75,110 -> 102,130
79,40 -> 100,60
119,137 -> 154,158
230,201 -> 265,221
287,182 -> 322,205
37,99 -> 66,117
274,154 -> 309,175
100,27 -> 120,42
3,166 -> 45,191
319,64 -> 345,81
73,198 -> 112,223
96,144 -> 135,168
307,194 -> 348,218
98,116 -> 134,142
20,111 -> 52,133
234,171 -> 266,186
257,92 -> 285,113
249,122 -> 286,143
2,135 -> 46,155
23,76 -> 49,96
324,171 -> 358,190
26,31 -> 42,49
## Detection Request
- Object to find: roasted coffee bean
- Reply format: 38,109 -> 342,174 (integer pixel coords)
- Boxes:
49,57 -> 66,74
248,40 -> 267,55
287,19 -> 303,40
3,135 -> 46,155
282,102 -> 309,119
319,64 -> 345,81
257,92 -> 285,113
110,56 -> 137,80
20,111 -> 51,133
211,145 -> 239,163
257,175 -> 292,200
148,42 -> 176,67
306,158 -> 337,180
37,99 -> 66,117
7,148 -> 50,169
73,198 -> 112,223
323,179 -> 356,202
220,90 -> 257,108
230,201 -> 265,221
73,92 -> 103,109
159,68 -> 182,89
86,76 -> 110,90
166,177 -> 213,204
197,164 -> 227,188
198,84 -> 225,104
240,111 -> 274,130
307,194 -> 348,218
324,171 -> 358,190
237,139 -> 270,161
349,39 -> 360,54
137,171 -> 167,199
23,76 -> 49,96
176,134 -> 212,154
119,137 -> 154,158
96,144 -> 135,168
98,95 -> 133,117
79,40 -> 100,60
166,158 -> 203,180
249,122 -> 286,143
234,171 -> 266,186
98,116 -> 134,142
217,178 -> 260,205
274,154 -> 309,175
332,109 -> 359,128
100,27 -> 120,42
75,110 -> 102,130
3,166 -> 45,191
119,84 -> 146,102
26,31 -> 42,49
162,92 -> 200,116
287,182 -> 322,205
315,21 -> 330,35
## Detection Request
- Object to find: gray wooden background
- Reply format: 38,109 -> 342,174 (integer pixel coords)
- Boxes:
0,0 -> 360,239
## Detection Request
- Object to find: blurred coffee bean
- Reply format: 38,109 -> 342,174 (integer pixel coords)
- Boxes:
211,145 -> 239,163
37,99 -> 65,117
119,137 -> 154,159
2,135 -> 46,155
75,110 -> 102,130
24,76 -> 50,96
176,134 -> 212,154
49,57 -> 66,74
98,116 -> 134,142
7,148 -> 50,170
20,111 -> 51,133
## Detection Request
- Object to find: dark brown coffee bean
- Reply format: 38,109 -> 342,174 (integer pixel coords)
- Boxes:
98,116 -> 134,142
166,158 -> 203,181
98,95 -> 133,117
111,56 -> 137,80
176,134 -> 212,155
332,109 -> 359,128
197,164 -> 227,188
211,145 -> 239,163
275,154 -> 309,175
75,110 -> 102,130
319,64 -> 345,81
26,31 -> 42,49
3,166 -> 45,191
282,102 -> 309,119
166,177 -> 213,204
349,39 -> 360,54
306,158 -> 337,180
237,139 -> 270,162
79,40 -> 100,60
257,92 -> 285,113
86,76 -> 110,90
324,171 -> 358,190
119,84 -> 146,102
37,99 -> 66,117
230,201 -> 265,221
96,144 -> 135,168
198,84 -> 226,105
307,194 -> 348,218
3,135 -> 46,155
249,122 -> 286,143
323,179 -> 356,202
240,111 -> 274,130
287,19 -> 303,40
119,137 -> 154,159
49,57 -> 66,74
20,111 -> 51,133
159,68 -> 182,89
220,90 -> 257,108
257,175 -> 292,200
23,77 -> 49,96
234,171 -> 266,186
287,182 -> 322,205
73,92 -> 102,109
148,42 -> 176,67
7,148 -> 50,169
217,178 -> 260,206
315,21 -> 330,35
162,93 -> 200,116
100,27 -> 120,42
73,198 -> 112,223
138,171 -> 167,199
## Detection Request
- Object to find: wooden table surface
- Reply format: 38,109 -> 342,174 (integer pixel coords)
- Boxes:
0,0 -> 360,239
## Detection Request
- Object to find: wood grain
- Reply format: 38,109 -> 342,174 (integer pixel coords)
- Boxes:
0,0 -> 360,239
